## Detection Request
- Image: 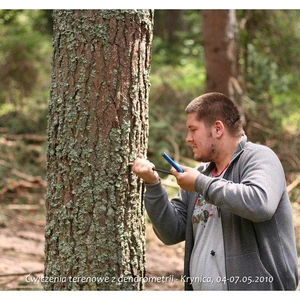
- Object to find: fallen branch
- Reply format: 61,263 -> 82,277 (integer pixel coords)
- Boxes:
11,169 -> 46,187
0,179 -> 45,197
2,211 -> 45,227
7,204 -> 40,210
5,134 -> 46,144
0,159 -> 12,168
287,174 -> 300,194
0,276 -> 19,287
0,270 -> 43,278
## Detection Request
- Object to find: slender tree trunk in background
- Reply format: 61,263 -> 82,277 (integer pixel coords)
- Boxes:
166,10 -> 183,45
153,10 -> 183,45
44,9 -> 153,290
202,10 -> 244,119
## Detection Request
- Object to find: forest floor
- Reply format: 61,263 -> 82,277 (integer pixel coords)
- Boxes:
0,198 -> 299,291
0,201 -> 185,291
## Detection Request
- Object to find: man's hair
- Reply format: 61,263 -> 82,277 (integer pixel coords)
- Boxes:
185,92 -> 243,137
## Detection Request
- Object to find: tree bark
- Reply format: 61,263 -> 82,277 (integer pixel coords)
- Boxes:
44,9 -> 153,290
202,10 -> 244,118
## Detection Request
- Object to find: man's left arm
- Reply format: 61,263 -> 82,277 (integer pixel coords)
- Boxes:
172,147 -> 286,222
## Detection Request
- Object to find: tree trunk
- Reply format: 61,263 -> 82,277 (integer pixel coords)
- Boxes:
44,9 -> 153,291
202,10 -> 244,118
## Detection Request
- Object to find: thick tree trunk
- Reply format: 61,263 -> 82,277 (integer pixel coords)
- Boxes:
44,9 -> 153,290
202,10 -> 244,117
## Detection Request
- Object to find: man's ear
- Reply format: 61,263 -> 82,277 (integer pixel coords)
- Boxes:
214,120 -> 224,137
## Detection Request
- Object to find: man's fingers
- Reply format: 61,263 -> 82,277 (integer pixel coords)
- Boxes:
132,155 -> 159,185
132,156 -> 155,174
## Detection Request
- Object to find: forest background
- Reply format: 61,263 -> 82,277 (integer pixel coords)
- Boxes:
0,9 -> 299,290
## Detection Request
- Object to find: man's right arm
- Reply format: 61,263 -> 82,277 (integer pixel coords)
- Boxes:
144,181 -> 188,245
132,154 -> 188,245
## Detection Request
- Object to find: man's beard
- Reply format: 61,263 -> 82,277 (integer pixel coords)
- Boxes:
193,143 -> 215,163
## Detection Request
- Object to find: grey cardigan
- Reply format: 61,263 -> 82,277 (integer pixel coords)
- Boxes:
144,136 -> 299,290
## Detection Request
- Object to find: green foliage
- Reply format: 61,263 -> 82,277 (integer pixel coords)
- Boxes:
238,10 -> 300,76
147,10 -> 207,169
152,10 -> 203,68
0,9 -> 52,133
148,62 -> 205,169
272,90 -> 300,134
238,10 -> 300,137
244,43 -> 292,119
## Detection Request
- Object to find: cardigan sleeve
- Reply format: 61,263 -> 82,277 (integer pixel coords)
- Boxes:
144,181 -> 189,245
194,144 -> 286,222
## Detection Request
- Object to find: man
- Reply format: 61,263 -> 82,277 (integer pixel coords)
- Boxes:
132,92 -> 299,290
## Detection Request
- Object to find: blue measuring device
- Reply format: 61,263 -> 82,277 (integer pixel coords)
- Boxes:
161,152 -> 184,173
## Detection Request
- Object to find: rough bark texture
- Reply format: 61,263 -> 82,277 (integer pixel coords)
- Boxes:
44,9 -> 153,290
202,10 -> 244,117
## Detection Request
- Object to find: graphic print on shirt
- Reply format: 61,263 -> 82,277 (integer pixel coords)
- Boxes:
192,194 -> 219,227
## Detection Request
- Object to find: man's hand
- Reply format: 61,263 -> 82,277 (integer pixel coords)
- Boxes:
132,154 -> 160,184
171,165 -> 200,191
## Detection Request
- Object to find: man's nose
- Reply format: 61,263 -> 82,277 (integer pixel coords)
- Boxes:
186,132 -> 192,143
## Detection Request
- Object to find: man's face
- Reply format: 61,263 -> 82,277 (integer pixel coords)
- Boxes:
185,112 -> 216,162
